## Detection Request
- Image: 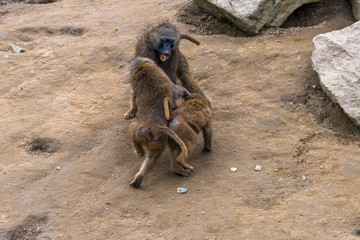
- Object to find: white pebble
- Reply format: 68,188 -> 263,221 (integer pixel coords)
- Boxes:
177,187 -> 188,194
301,175 -> 306,181
255,165 -> 262,171
56,166 -> 61,170
230,167 -> 237,172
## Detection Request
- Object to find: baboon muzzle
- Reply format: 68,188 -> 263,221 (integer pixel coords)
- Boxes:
159,41 -> 172,62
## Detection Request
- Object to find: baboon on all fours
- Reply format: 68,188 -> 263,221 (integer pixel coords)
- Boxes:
128,57 -> 189,188
124,20 -> 210,119
166,93 -> 213,176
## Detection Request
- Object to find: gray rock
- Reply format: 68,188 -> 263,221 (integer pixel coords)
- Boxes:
350,0 -> 360,20
312,21 -> 360,126
193,0 -> 321,35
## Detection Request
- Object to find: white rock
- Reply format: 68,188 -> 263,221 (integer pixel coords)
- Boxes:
301,175 -> 306,181
56,166 -> 61,170
255,165 -> 262,171
350,0 -> 360,20
193,0 -> 321,35
9,43 -> 25,53
230,167 -> 237,172
312,21 -> 360,126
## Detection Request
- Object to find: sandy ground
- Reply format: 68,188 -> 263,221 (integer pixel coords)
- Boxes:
1,0 -> 360,239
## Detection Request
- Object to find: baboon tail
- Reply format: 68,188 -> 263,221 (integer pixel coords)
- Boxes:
158,126 -> 188,158
164,97 -> 171,121
180,34 -> 200,45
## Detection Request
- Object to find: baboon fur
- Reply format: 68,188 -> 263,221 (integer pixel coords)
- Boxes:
128,57 -> 188,188
124,20 -> 210,119
166,93 -> 213,175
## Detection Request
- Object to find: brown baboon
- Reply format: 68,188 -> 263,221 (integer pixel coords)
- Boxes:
128,57 -> 189,188
124,20 -> 210,119
166,93 -> 213,176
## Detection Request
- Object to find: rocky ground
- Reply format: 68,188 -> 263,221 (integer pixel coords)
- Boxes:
1,0 -> 360,239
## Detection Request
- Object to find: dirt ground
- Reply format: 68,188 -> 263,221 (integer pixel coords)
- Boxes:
1,0 -> 360,239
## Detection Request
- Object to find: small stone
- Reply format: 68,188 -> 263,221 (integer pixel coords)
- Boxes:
41,51 -> 51,57
177,187 -> 188,194
56,166 -> 61,170
312,84 -> 317,89
301,175 -> 307,181
255,165 -> 262,171
230,167 -> 237,172
9,43 -> 25,53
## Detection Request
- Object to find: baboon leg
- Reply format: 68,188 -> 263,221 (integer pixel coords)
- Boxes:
169,122 -> 197,171
169,144 -> 191,176
202,123 -> 212,152
124,89 -> 137,119
175,133 -> 196,171
129,122 -> 145,157
130,148 -> 163,188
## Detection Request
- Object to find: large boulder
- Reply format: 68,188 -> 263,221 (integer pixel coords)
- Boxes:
193,0 -> 321,35
312,21 -> 360,126
350,0 -> 360,20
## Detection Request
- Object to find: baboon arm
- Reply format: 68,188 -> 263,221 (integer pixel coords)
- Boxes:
170,81 -> 190,99
202,122 -> 212,151
124,89 -> 137,119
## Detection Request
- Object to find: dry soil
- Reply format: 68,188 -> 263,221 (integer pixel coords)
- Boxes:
1,0 -> 360,239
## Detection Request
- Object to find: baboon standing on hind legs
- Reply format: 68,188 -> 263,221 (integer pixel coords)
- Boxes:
124,20 -> 210,119
128,57 -> 188,188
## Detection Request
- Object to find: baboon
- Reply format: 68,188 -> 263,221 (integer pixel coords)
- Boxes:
128,57 -> 189,188
124,20 -> 210,119
166,93 -> 213,176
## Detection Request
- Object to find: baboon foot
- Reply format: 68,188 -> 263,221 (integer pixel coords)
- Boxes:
202,147 -> 212,152
176,159 -> 194,171
130,175 -> 143,188
124,108 -> 137,120
172,165 -> 192,176
134,148 -> 145,157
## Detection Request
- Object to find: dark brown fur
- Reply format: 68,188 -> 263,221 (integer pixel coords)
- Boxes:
124,20 -> 210,119
128,57 -> 188,188
166,93 -> 213,175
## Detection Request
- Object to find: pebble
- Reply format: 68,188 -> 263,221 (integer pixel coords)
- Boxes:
230,167 -> 237,172
177,187 -> 188,194
301,175 -> 307,181
9,43 -> 25,53
56,166 -> 61,170
255,165 -> 262,171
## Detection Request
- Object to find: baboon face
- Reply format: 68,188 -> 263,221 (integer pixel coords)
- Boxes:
149,25 -> 178,62
158,35 -> 176,61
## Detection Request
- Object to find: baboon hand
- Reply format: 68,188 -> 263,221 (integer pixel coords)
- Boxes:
130,175 -> 143,188
124,108 -> 137,120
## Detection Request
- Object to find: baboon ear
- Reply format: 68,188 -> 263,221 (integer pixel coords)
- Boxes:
164,97 -> 172,120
